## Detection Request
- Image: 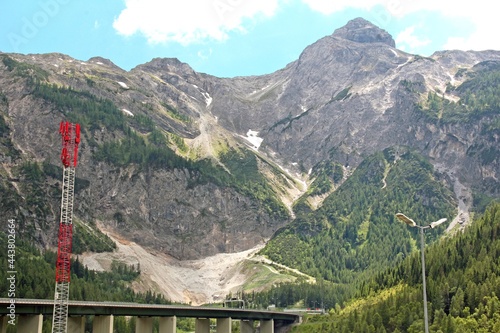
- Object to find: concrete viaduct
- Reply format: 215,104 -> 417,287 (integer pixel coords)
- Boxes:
0,298 -> 300,333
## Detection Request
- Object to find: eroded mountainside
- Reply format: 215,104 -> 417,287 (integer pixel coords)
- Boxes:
1,18 -> 499,266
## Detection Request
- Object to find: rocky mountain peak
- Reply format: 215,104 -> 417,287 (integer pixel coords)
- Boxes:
133,57 -> 196,76
332,17 -> 395,47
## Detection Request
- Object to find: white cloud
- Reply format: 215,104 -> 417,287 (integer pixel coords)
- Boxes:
113,0 -> 499,52
300,0 -> 498,52
197,48 -> 213,60
395,26 -> 430,52
113,0 -> 281,45
443,11 -> 499,51
299,0 -> 378,14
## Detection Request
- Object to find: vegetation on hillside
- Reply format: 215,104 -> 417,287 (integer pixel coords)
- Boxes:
293,160 -> 344,212
420,60 -> 500,127
275,202 -> 500,332
261,147 -> 456,283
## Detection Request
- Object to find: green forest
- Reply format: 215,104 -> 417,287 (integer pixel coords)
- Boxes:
251,202 -> 500,333
421,60 -> 500,127
261,147 -> 457,283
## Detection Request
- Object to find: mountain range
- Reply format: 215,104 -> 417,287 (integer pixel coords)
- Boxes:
1,17 -> 499,303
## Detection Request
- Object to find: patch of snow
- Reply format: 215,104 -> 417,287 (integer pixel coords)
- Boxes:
121,109 -> 134,117
96,61 -> 104,65
390,49 -> 399,57
117,81 -> 129,89
396,56 -> 412,70
53,64 -> 59,68
243,130 -> 263,150
202,92 -> 212,107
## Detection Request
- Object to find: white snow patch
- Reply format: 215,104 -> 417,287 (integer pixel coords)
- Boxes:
96,61 -> 104,65
121,109 -> 134,117
117,81 -> 129,89
53,64 -> 59,68
243,130 -> 263,150
390,49 -> 399,57
202,92 -> 212,107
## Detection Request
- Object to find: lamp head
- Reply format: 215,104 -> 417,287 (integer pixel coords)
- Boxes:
430,218 -> 447,229
396,213 -> 417,227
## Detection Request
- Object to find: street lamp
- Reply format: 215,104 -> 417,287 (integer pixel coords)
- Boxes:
396,213 -> 447,333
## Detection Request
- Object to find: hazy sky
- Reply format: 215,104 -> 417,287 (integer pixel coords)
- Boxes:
1,0 -> 497,77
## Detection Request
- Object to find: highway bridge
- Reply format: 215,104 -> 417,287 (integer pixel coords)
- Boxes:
0,298 -> 300,333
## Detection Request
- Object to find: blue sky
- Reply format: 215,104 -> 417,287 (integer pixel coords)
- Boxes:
1,0 -> 496,78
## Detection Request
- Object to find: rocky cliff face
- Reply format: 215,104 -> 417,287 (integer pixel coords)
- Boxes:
0,18 -> 499,261
205,19 -> 500,197
0,53 -> 292,260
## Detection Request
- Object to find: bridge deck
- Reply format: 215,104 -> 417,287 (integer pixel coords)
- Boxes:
0,298 -> 299,324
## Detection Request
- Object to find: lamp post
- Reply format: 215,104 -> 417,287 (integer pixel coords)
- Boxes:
396,213 -> 447,333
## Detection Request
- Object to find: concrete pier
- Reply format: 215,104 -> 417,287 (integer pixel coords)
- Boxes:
159,316 -> 176,333
136,317 -> 153,333
18,314 -> 42,333
195,318 -> 211,333
241,320 -> 254,333
92,315 -> 113,333
260,319 -> 274,333
68,316 -> 85,333
216,317 -> 232,333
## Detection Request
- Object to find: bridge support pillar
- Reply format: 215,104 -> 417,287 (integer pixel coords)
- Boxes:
240,320 -> 254,333
1,316 -> 7,333
18,314 -> 42,333
159,316 -> 176,333
216,317 -> 231,333
68,316 -> 85,333
93,315 -> 114,333
136,317 -> 153,333
195,318 -> 210,333
260,319 -> 274,333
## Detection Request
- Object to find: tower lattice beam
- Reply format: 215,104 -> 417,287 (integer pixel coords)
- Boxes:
52,121 -> 80,333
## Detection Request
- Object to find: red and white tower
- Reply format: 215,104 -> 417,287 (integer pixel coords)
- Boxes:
52,121 -> 80,333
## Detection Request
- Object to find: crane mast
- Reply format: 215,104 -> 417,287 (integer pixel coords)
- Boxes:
52,121 -> 80,333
